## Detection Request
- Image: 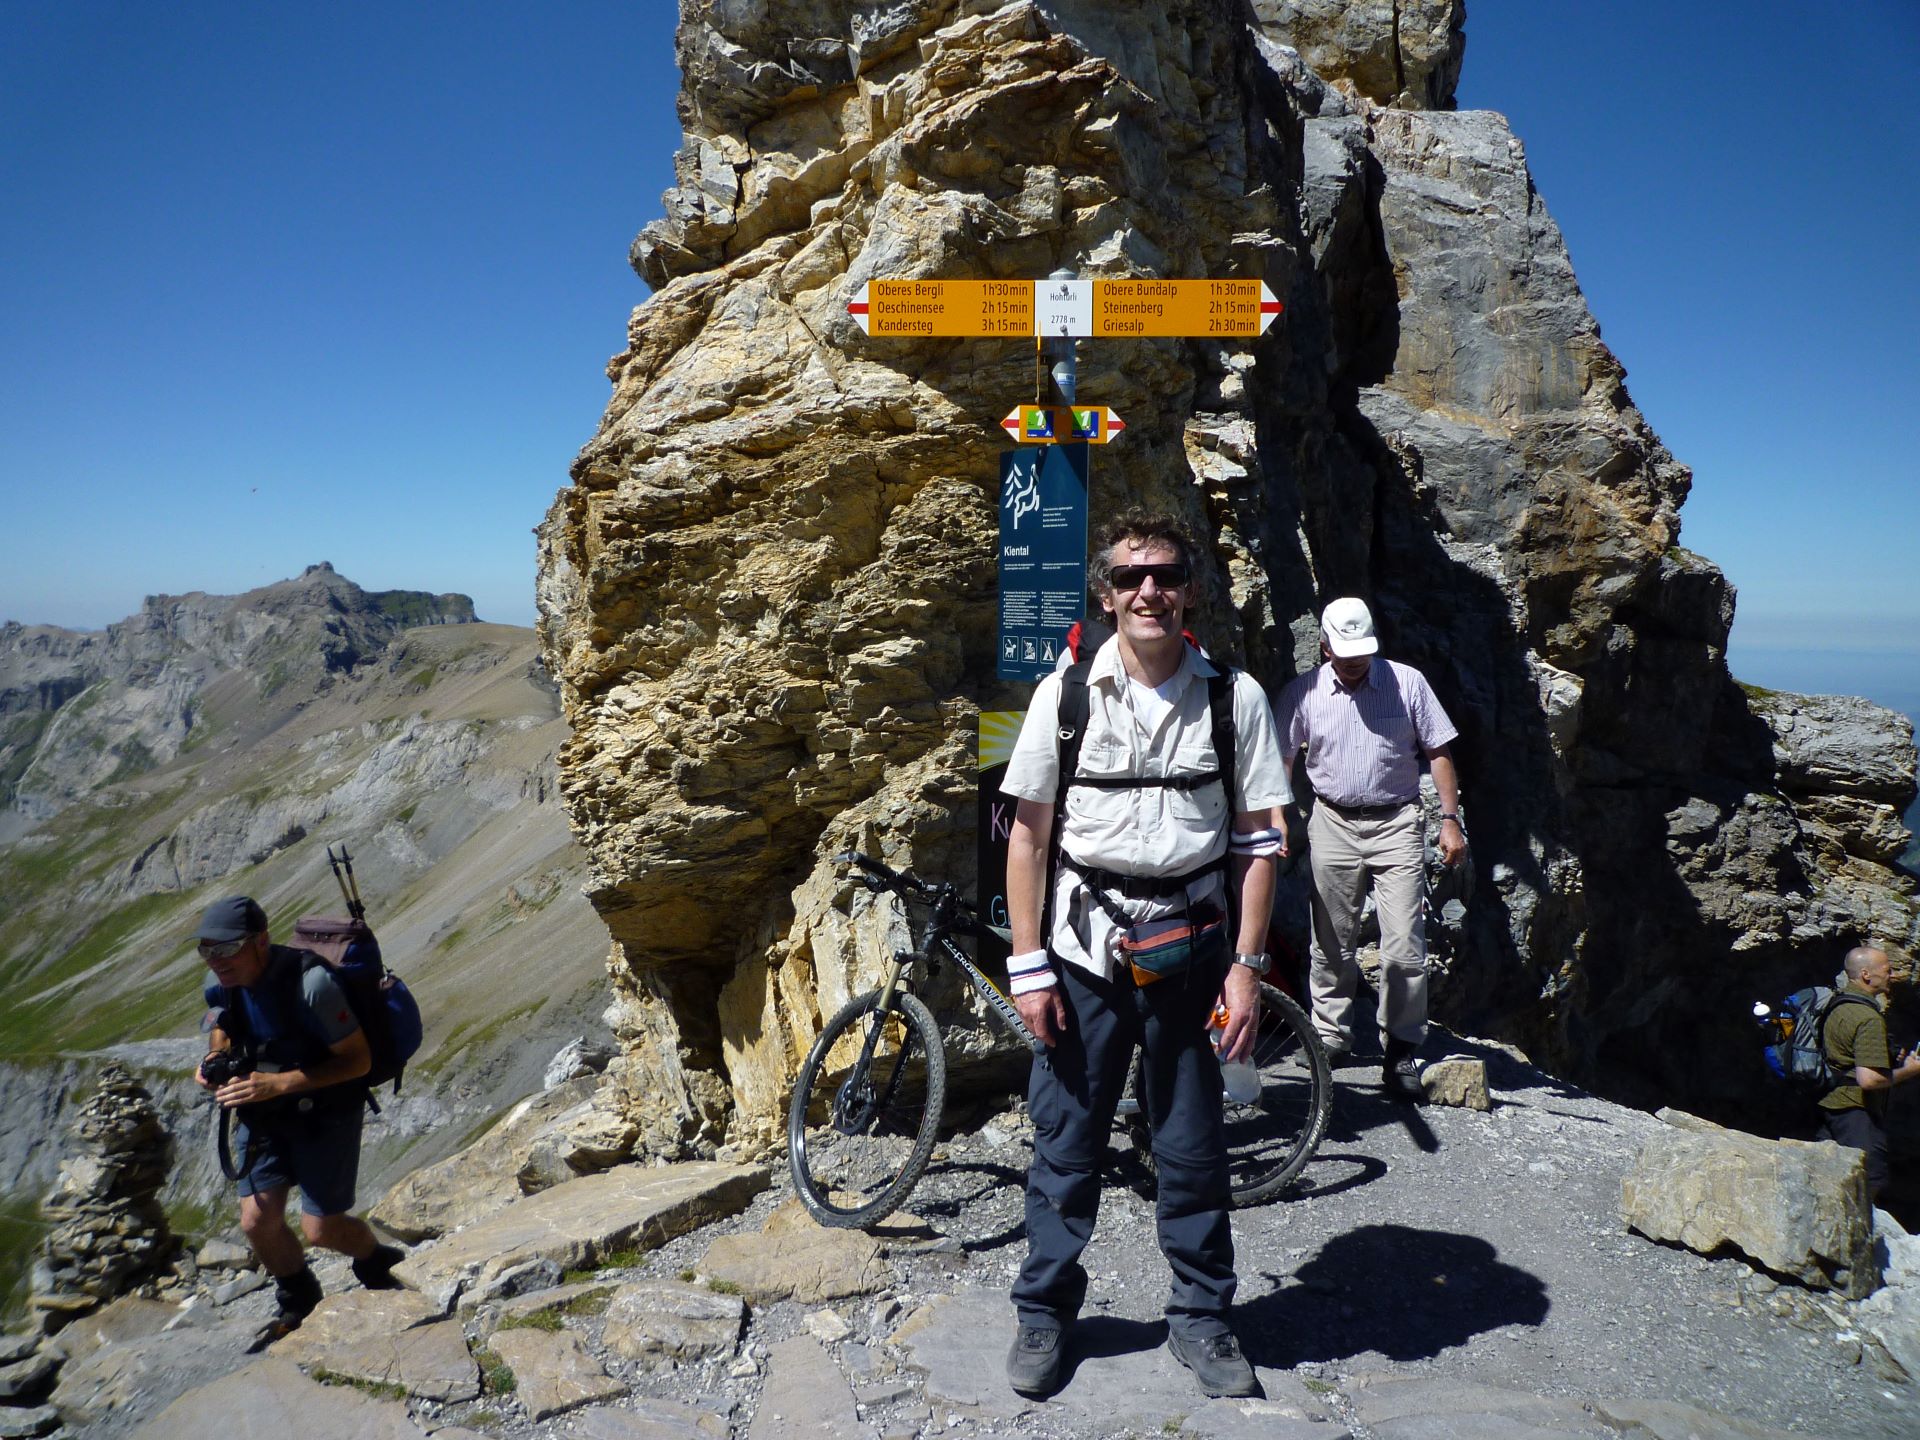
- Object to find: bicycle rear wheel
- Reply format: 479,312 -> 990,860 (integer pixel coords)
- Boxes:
1226,982 -> 1332,1206
787,988 -> 946,1229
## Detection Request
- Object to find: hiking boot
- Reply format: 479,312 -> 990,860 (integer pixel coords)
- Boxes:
1167,1329 -> 1257,1397
247,1265 -> 322,1352
1006,1323 -> 1065,1397
1382,1039 -> 1424,1101
353,1243 -> 406,1291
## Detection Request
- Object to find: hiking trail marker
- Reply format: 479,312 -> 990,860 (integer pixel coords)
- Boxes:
847,278 -> 1282,338
1000,404 -> 1126,444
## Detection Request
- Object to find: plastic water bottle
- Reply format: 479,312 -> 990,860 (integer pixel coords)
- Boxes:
1209,1004 -> 1261,1104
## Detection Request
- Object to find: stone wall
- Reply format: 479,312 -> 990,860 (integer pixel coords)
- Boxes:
537,0 -> 1916,1162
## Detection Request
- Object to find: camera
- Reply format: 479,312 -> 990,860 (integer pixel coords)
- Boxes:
200,1048 -> 253,1089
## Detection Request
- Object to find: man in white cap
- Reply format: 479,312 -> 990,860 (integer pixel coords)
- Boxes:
1273,598 -> 1465,1098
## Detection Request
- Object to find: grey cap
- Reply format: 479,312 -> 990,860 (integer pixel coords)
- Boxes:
196,896 -> 266,943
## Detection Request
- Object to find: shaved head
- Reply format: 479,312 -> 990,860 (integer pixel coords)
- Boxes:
1844,946 -> 1888,981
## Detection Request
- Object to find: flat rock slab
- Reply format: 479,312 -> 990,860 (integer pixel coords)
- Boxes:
556,1399 -> 731,1439
126,1357 -> 429,1439
479,1279 -> 620,1339
0,1406 -> 59,1439
271,1291 -> 477,1401
488,1325 -> 625,1422
602,1280 -> 746,1368
1182,1397 -> 1350,1440
44,1296 -> 177,1360
1590,1396 -> 1830,1440
51,1314 -> 259,1432
0,1352 -> 56,1400
699,1200 -> 889,1304
894,1291 -> 1331,1433
745,1335 -> 858,1440
393,1161 -> 769,1310
1349,1373 -> 1613,1435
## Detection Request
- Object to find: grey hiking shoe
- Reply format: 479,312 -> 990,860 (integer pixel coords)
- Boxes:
1167,1329 -> 1257,1397
1006,1323 -> 1065,1396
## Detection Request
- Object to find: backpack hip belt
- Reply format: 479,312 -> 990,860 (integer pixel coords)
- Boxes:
1067,856 -> 1227,905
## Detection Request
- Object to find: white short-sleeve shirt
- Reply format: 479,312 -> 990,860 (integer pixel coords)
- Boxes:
1001,637 -> 1291,977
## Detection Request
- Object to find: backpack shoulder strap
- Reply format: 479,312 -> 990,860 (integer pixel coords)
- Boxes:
1208,668 -> 1237,822
1040,662 -> 1094,947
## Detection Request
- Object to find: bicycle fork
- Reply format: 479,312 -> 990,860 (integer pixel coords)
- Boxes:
831,950 -> 920,1136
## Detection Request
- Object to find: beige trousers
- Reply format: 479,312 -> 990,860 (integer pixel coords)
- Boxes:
1306,800 -> 1427,1050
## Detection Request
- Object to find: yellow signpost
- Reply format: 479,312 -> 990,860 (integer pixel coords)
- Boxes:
847,278 -> 1281,338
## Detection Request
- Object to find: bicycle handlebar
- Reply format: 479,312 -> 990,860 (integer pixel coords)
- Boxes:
834,851 -> 975,917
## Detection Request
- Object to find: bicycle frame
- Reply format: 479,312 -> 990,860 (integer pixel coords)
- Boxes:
869,879 -> 1042,1058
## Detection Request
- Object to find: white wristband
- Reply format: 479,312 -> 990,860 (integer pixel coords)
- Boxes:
1009,969 -> 1059,996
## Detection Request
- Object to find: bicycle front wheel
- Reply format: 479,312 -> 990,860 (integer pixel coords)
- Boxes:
787,988 -> 946,1229
1226,982 -> 1332,1206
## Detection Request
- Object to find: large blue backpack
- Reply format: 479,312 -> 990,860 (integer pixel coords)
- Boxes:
289,914 -> 423,1098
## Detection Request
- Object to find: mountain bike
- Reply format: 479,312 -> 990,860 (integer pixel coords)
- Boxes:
787,852 -> 1332,1228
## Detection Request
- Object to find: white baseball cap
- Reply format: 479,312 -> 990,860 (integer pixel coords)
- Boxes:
1321,597 -> 1379,658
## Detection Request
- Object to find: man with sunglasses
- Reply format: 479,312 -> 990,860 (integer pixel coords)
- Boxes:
194,896 -> 403,1347
1000,510 -> 1291,1400
1273,597 -> 1465,1100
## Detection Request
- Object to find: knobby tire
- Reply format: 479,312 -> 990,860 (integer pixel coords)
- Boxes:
1227,982 -> 1332,1205
788,988 -> 946,1229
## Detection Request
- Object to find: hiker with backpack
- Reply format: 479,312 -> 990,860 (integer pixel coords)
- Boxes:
998,509 -> 1292,1400
193,895 -> 405,1347
1815,945 -> 1920,1201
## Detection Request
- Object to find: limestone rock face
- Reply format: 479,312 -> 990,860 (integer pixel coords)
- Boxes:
1251,1 -> 1464,110
540,1 -> 1918,1159
1621,1109 -> 1875,1297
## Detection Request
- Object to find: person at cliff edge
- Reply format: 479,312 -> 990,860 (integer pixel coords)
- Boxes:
1273,597 -> 1466,1099
193,896 -> 405,1348
1818,944 -> 1920,1201
998,509 -> 1291,1400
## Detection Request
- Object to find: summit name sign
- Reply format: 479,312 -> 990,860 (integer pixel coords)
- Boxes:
848,279 -> 1282,338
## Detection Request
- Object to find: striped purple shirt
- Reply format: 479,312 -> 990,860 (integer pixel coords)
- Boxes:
1274,659 -> 1458,807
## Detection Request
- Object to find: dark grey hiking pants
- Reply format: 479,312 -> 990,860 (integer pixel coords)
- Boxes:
1012,955 -> 1235,1339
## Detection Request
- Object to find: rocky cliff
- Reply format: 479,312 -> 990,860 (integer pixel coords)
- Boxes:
536,0 -> 1917,1163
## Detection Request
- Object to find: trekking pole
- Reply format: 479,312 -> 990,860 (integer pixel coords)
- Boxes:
327,844 -> 367,921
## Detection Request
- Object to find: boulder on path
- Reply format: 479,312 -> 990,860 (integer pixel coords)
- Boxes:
1620,1108 -> 1875,1296
371,1076 -> 597,1241
392,1160 -> 768,1310
697,1197 -> 890,1303
601,1280 -> 746,1369
486,1326 -> 624,1422
125,1357 -> 429,1439
270,1291 -> 479,1402
41,1296 -> 175,1361
1420,1057 -> 1491,1111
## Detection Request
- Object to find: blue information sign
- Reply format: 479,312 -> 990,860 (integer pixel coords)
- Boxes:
997,443 -> 1088,681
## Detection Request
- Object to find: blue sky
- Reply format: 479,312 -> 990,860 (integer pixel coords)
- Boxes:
3,2 -> 1915,685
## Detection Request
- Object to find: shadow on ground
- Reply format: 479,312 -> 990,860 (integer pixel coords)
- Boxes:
1240,1223 -> 1549,1366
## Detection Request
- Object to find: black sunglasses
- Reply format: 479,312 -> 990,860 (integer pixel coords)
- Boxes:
1108,563 -> 1189,591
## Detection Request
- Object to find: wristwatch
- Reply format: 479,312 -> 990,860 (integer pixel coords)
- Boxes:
1232,952 -> 1270,975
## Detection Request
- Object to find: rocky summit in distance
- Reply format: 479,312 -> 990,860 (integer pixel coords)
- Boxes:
0,562 -> 473,826
535,0 -> 1918,1173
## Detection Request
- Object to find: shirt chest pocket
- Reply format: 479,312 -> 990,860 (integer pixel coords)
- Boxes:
1167,741 -> 1228,829
1068,739 -> 1139,836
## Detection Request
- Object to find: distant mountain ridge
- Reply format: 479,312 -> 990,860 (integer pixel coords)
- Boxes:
0,563 -> 476,823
